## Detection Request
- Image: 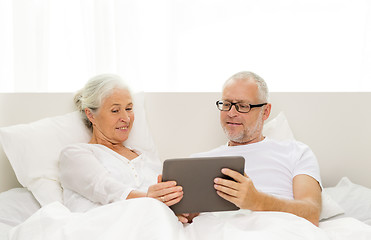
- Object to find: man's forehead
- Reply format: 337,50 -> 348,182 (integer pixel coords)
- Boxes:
222,80 -> 259,102
221,98 -> 252,103
221,92 -> 257,103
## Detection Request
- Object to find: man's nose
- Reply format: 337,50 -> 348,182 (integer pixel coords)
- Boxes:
227,104 -> 239,116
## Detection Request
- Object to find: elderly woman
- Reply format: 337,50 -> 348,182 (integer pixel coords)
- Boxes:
59,74 -> 184,216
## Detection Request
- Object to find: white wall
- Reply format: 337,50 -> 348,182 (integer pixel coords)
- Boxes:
1,92 -> 371,193
145,92 -> 371,188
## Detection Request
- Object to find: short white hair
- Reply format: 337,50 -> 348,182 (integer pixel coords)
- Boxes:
74,74 -> 130,130
223,71 -> 269,102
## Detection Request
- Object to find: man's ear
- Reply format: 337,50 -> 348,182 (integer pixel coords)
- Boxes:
262,103 -> 271,121
85,108 -> 95,125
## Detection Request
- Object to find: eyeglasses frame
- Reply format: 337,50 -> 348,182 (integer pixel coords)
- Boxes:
216,100 -> 267,113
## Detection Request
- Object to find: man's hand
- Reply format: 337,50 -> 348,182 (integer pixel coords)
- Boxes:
214,168 -> 261,210
214,168 -> 322,226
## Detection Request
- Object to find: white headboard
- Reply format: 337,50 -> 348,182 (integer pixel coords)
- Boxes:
1,92 -> 371,193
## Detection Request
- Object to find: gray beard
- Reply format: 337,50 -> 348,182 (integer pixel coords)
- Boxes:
223,127 -> 246,143
222,111 -> 264,144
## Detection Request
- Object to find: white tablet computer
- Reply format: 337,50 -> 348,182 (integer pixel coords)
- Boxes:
162,156 -> 245,214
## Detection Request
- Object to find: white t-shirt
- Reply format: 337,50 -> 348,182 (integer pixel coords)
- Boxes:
59,143 -> 161,212
191,137 -> 321,200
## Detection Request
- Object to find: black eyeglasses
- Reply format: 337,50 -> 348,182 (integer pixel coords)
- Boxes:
216,100 -> 267,113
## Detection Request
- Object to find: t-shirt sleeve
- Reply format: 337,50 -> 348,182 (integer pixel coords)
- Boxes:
59,144 -> 133,205
292,141 -> 322,189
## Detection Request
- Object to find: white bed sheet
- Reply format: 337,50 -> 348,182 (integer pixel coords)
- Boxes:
7,199 -> 371,240
0,222 -> 12,240
1,178 -> 371,239
0,188 -> 40,227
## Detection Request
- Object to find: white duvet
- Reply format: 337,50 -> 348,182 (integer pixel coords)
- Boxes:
8,198 -> 371,240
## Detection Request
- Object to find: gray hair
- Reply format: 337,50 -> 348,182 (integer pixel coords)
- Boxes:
74,74 -> 130,130
223,71 -> 269,102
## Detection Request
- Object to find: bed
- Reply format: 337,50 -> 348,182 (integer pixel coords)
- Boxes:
0,92 -> 371,239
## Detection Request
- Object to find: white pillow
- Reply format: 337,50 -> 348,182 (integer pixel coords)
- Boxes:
263,112 -> 295,141
0,188 -> 41,226
0,111 -> 90,206
320,189 -> 345,221
0,93 -> 157,206
263,112 -> 344,221
325,177 -> 371,222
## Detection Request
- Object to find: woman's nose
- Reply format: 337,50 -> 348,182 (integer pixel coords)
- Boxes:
120,111 -> 130,122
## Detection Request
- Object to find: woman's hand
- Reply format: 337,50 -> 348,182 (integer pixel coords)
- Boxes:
146,175 -> 184,207
177,213 -> 199,224
148,175 -> 199,224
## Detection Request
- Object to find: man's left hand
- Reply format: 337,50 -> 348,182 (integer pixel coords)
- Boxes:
213,168 -> 262,210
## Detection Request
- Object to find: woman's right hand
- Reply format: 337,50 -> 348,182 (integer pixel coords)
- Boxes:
146,175 -> 183,207
177,213 -> 199,224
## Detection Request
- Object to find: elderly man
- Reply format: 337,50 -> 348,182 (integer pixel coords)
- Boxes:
192,71 -> 322,226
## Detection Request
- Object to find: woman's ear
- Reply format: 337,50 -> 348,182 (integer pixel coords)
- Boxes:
85,108 -> 95,125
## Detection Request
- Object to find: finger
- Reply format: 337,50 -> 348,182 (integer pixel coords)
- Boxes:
164,190 -> 184,201
147,183 -> 180,198
157,174 -> 162,183
214,177 -> 239,191
165,194 -> 183,206
221,168 -> 246,183
177,215 -> 189,224
157,186 -> 183,198
150,181 -> 177,191
216,190 -> 238,207
151,185 -> 182,200
214,184 -> 238,197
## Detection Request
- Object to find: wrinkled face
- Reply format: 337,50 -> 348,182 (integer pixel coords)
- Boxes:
89,88 -> 134,144
220,79 -> 270,146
